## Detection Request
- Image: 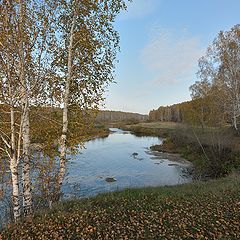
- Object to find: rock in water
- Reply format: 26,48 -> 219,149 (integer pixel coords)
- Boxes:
132,152 -> 138,157
105,177 -> 117,183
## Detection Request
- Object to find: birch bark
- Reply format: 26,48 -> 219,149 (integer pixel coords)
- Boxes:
4,9 -> 21,221
58,11 -> 77,191
9,89 -> 21,221
19,0 -> 32,215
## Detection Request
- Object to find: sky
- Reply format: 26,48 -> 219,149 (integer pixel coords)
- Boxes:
103,0 -> 240,114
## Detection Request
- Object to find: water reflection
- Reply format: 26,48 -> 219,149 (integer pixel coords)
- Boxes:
0,128 -> 193,226
62,128 -> 192,198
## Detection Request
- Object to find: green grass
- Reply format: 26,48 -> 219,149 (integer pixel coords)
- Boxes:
2,174 -> 240,239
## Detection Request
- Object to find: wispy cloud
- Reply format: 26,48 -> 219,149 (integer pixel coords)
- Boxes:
119,0 -> 162,20
141,27 -> 204,84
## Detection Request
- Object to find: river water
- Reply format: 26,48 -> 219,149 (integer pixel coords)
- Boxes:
62,128 -> 192,198
0,128 -> 193,225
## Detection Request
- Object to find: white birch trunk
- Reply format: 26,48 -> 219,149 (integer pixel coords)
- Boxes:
10,102 -> 21,221
22,104 -> 32,215
10,162 -> 21,221
19,0 -> 32,215
58,12 -> 77,192
8,47 -> 21,221
233,111 -> 238,131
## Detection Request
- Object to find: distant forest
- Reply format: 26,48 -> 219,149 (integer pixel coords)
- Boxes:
96,110 -> 148,122
149,102 -> 191,123
149,96 -> 234,129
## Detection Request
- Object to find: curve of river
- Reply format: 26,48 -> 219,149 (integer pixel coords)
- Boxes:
62,128 -> 192,198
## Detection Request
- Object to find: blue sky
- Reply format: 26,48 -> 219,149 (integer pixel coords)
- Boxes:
103,0 -> 240,114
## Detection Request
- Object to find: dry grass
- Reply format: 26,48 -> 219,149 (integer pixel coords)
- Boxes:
131,122 -> 181,129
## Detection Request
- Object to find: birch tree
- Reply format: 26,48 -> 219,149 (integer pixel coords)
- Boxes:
0,0 -> 22,221
55,0 -> 129,193
195,25 -> 240,130
214,25 -> 240,130
0,0 -> 57,218
18,0 -> 58,215
17,0 -> 34,216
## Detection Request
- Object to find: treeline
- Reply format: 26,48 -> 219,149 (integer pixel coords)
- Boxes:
96,110 -> 148,122
149,102 -> 191,123
149,97 -> 224,128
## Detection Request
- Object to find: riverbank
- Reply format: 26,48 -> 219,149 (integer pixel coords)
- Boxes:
2,174 -> 240,239
119,122 -> 240,178
116,121 -> 181,137
85,124 -> 110,141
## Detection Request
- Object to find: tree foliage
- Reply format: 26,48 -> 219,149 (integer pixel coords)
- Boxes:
151,25 -> 240,131
191,24 -> 240,130
0,0 -> 130,221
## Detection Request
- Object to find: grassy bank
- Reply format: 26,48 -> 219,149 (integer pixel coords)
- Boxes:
120,121 -> 181,137
2,174 -> 240,239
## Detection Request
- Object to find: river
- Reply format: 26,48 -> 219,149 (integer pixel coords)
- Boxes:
0,128 -> 192,225
62,128 -> 192,199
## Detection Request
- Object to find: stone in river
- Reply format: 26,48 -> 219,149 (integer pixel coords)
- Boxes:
105,177 -> 117,183
132,152 -> 138,157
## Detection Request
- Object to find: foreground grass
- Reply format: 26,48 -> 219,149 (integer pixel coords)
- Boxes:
2,175 -> 240,239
